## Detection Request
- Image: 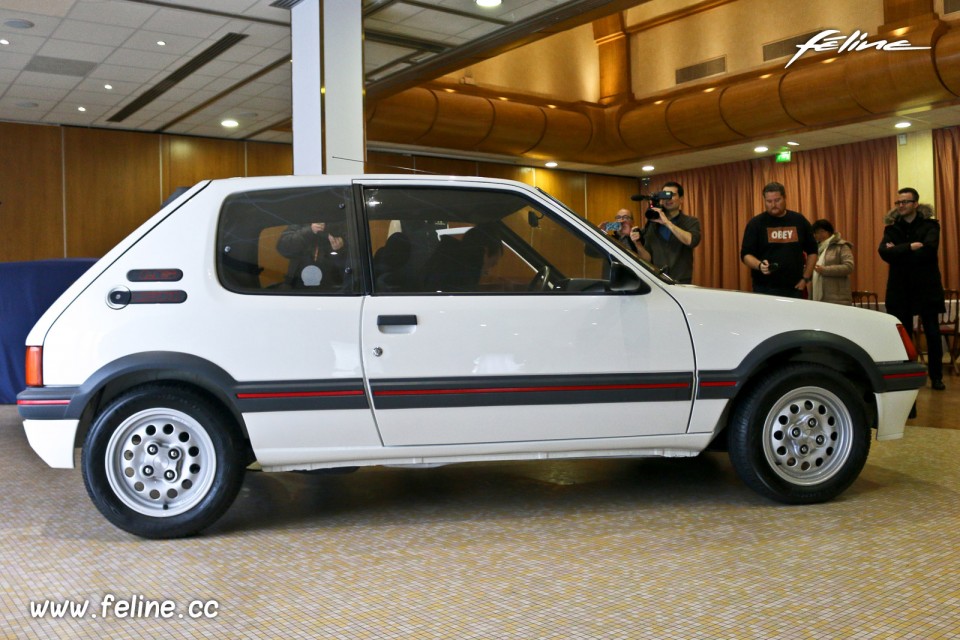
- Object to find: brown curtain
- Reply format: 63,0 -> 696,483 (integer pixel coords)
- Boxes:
654,137 -> 897,294
934,127 -> 960,292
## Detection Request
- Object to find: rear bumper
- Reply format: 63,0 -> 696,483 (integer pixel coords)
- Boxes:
23,419 -> 79,468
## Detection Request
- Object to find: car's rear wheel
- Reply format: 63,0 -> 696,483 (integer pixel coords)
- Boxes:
728,363 -> 870,504
82,386 -> 245,538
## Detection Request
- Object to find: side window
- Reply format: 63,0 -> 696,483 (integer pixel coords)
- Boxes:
364,187 -> 610,294
217,186 -> 359,295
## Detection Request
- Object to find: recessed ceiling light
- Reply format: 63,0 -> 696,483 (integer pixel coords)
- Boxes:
104,84 -> 113,90
787,141 -> 800,146
894,121 -> 912,129
546,104 -> 557,109
0,39 -> 9,46
77,106 -> 86,112
754,146 -> 769,153
545,161 -> 558,168
498,96 -> 508,101
221,119 -> 239,128
4,19 -> 35,29
476,0 -> 502,7
642,165 -> 655,172
443,88 -> 456,93
156,40 -> 166,46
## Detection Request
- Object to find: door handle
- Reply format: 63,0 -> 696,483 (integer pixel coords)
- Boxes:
377,314 -> 418,326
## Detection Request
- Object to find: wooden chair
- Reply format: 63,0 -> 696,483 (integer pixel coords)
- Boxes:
851,290 -> 879,311
940,289 -> 960,376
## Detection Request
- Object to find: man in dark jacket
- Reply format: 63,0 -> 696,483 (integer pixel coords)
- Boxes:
879,187 -> 946,391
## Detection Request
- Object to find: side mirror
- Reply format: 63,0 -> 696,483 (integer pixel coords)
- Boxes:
608,261 -> 648,293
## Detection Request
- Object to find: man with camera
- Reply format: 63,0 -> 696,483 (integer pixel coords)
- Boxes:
633,181 -> 701,284
740,181 -> 817,297
604,209 -> 641,253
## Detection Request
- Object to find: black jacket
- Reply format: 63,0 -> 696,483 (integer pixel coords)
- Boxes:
878,206 -> 945,316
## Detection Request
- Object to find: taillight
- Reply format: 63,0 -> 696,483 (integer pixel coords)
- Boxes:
896,324 -> 917,361
25,346 -> 43,387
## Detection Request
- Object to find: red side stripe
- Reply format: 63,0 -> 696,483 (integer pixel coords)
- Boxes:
882,372 -> 928,380
236,390 -> 365,399
17,399 -> 70,406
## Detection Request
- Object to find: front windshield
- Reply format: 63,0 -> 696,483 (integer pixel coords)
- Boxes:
535,186 -> 676,285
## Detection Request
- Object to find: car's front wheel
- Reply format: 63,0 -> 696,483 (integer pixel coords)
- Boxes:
728,364 -> 870,504
81,386 -> 245,538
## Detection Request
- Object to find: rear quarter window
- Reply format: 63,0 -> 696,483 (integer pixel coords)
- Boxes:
217,186 -> 359,295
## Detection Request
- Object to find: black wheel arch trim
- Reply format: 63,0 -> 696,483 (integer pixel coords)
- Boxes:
696,330 -> 926,399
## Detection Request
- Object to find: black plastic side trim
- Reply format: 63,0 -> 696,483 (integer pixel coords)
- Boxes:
16,387 -> 78,420
235,379 -> 369,412
370,372 -> 693,410
876,362 -> 928,391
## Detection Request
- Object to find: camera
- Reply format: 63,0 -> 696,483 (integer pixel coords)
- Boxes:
765,261 -> 780,273
632,190 -> 675,220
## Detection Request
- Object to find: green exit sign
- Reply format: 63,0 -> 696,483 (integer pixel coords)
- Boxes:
775,150 -> 792,163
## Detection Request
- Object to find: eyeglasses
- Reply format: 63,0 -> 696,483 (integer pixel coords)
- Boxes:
893,200 -> 916,205
614,215 -> 633,221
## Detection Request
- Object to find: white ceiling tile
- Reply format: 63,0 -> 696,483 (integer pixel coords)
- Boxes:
125,30 -> 203,55
103,48 -> 181,70
0,9 -> 61,37
15,70 -> 83,89
216,42 -> 262,63
0,0 -> 73,18
220,63 -> 260,80
0,32 -> 45,55
64,89 -> 125,107
51,19 -> 134,47
38,38 -> 115,62
0,49 -> 30,70
5,83 -> 70,101
141,10 -> 231,39
66,0 -> 156,29
88,63 -> 157,83
0,96 -> 57,115
236,24 -> 288,49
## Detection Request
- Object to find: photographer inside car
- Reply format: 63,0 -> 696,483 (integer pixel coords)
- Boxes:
632,181 -> 702,284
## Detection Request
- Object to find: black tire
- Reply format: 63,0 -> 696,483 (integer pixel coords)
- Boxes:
727,363 -> 870,504
81,385 -> 245,538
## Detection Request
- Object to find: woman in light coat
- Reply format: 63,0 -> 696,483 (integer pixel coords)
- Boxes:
811,219 -> 854,305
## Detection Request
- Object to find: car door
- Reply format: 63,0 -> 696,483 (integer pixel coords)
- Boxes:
358,180 -> 695,447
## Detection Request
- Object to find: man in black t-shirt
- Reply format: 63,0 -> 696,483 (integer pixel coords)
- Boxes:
740,182 -> 817,298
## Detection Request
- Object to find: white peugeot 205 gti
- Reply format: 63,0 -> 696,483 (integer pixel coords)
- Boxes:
18,175 -> 926,538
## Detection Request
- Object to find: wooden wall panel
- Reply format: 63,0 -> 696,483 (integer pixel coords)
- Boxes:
413,156 -> 478,177
477,162 -> 536,185
0,123 -> 64,261
162,135 -> 244,199
586,173 -> 641,226
534,169 -> 586,214
246,141 -> 292,177
64,127 -> 161,258
365,150 -> 416,174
